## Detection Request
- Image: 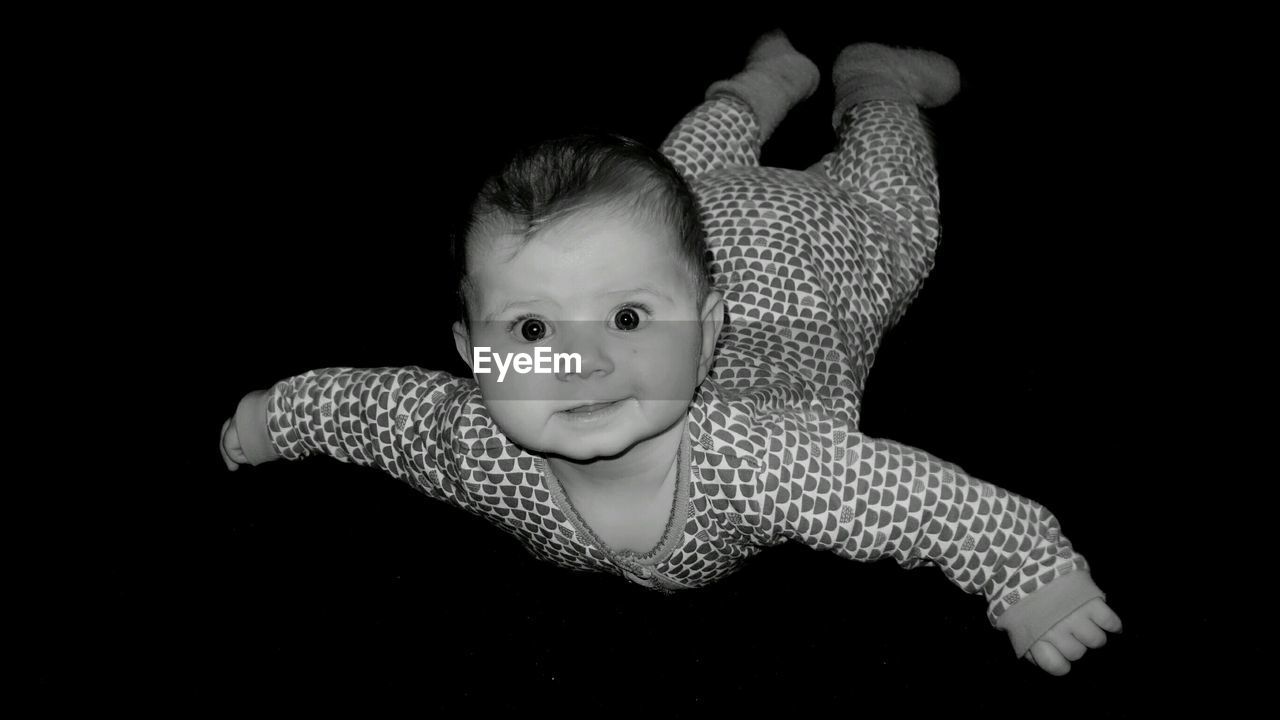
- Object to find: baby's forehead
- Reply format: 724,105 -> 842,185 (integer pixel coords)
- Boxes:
469,204 -> 681,265
463,206 -> 696,308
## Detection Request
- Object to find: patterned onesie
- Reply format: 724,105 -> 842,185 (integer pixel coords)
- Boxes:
238,95 -> 1105,658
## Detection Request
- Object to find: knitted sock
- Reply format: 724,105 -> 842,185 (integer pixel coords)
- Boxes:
705,30 -> 820,144
831,43 -> 960,128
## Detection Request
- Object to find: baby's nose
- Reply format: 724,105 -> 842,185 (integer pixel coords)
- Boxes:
554,325 -> 615,380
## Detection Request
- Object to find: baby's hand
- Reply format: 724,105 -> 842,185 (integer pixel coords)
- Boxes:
1025,598 -> 1123,676
219,417 -> 249,471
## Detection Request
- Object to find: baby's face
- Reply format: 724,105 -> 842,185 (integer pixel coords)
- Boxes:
453,206 -> 721,461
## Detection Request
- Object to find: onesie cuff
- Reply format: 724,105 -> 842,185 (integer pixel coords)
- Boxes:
234,388 -> 280,466
995,571 -> 1105,659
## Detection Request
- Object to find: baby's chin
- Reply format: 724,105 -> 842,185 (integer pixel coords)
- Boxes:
496,423 -> 652,463
516,430 -> 646,463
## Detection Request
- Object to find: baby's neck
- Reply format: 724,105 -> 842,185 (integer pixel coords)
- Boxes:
545,416 -> 684,500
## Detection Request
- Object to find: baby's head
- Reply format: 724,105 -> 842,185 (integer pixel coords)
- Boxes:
451,134 -> 724,462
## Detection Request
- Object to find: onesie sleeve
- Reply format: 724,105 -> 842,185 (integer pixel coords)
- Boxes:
239,366 -> 479,509
760,411 -> 1103,656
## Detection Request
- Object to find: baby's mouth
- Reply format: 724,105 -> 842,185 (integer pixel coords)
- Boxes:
555,394 -> 629,417
561,399 -> 625,414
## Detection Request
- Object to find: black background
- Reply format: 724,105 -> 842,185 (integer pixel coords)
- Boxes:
29,11 -> 1233,715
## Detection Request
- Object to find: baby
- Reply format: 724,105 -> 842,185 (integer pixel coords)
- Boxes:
220,32 -> 1121,675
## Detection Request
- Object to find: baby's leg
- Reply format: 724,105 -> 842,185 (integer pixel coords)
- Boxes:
661,31 -> 818,180
814,44 -> 960,322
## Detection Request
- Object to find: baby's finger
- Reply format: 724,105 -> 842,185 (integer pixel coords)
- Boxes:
1045,627 -> 1088,661
1028,640 -> 1070,676
1070,618 -> 1107,649
220,419 -> 240,471
1087,600 -> 1123,634
220,444 -> 238,471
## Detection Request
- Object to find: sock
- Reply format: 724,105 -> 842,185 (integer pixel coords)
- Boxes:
831,42 -> 960,128
705,30 -> 820,144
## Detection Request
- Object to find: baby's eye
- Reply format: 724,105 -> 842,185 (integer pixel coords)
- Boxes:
610,304 -> 651,332
510,316 -> 552,342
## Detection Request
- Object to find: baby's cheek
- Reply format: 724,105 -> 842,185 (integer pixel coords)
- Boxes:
635,352 -> 700,402
483,400 -> 549,448
476,368 -> 557,402
472,372 -> 553,433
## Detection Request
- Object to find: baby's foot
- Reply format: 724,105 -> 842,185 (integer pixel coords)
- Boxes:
740,29 -> 820,107
832,43 -> 960,120
705,30 -> 820,143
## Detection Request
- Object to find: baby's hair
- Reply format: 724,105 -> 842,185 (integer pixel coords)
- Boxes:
452,133 -> 711,325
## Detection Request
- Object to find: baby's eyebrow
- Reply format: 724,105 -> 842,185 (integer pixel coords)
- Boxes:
604,286 -> 673,302
483,298 -> 552,322
482,287 -> 673,322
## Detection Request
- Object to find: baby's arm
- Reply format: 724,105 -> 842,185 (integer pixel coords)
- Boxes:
761,412 -> 1121,673
220,367 -> 476,504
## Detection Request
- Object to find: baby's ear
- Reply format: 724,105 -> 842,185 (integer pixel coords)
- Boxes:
697,290 -> 725,377
452,321 -> 475,371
